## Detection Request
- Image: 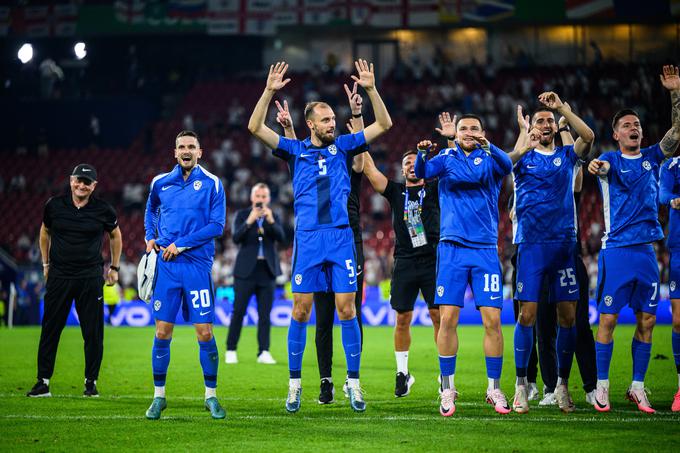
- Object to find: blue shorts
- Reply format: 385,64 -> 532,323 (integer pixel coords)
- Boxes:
670,250 -> 680,299
515,242 -> 579,303
151,259 -> 215,324
292,227 -> 357,293
596,244 -> 659,315
434,241 -> 503,309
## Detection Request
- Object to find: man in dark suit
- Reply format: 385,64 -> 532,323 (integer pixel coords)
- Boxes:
226,183 -> 285,364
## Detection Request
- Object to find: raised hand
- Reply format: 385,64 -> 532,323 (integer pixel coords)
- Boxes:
588,159 -> 610,176
351,59 -> 375,91
417,140 -> 437,153
660,65 -> 680,92
266,62 -> 291,92
516,105 -> 530,131
527,127 -> 541,148
538,91 -> 564,111
346,121 -> 355,134
435,112 -> 457,138
275,100 -> 292,129
344,82 -> 363,114
471,134 -> 491,154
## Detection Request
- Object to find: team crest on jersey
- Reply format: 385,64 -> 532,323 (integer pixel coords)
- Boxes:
671,281 -> 677,292
193,180 -> 202,191
154,300 -> 162,311
553,157 -> 562,167
294,274 -> 302,285
517,282 -> 523,293
437,286 -> 444,297
643,161 -> 651,171
328,144 -> 337,155
474,157 -> 482,165
604,295 -> 613,307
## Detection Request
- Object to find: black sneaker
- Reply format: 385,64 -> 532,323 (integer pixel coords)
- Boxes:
318,378 -> 335,404
84,379 -> 99,397
27,379 -> 51,397
395,372 -> 415,398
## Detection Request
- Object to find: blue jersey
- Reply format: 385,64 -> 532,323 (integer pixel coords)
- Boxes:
144,164 -> 226,270
660,156 -> 680,251
414,142 -> 512,248
513,145 -> 580,244
273,132 -> 367,231
596,144 -> 664,249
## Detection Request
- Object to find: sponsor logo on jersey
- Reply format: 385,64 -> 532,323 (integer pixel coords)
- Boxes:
193,180 -> 202,191
328,144 -> 337,155
604,295 -> 613,307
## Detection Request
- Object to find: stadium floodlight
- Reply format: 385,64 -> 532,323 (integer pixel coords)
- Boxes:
74,42 -> 87,60
18,43 -> 33,64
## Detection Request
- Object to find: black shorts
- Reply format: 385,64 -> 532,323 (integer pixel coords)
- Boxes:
390,255 -> 437,312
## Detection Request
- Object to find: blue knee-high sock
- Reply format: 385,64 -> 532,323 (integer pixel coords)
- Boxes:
631,338 -> 652,382
486,356 -> 503,380
556,325 -> 577,379
341,317 -> 362,379
288,319 -> 307,379
439,355 -> 457,377
514,323 -> 533,377
198,337 -> 219,388
152,337 -> 171,386
596,341 -> 614,380
673,331 -> 680,374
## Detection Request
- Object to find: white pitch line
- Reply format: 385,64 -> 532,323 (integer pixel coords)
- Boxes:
0,414 -> 677,423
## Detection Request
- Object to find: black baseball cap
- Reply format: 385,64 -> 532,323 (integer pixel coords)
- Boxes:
71,163 -> 97,182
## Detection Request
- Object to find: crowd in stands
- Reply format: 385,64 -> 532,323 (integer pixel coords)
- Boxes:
0,59 -> 673,304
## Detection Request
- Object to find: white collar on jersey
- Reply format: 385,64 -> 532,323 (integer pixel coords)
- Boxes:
621,152 -> 642,159
534,148 -> 557,156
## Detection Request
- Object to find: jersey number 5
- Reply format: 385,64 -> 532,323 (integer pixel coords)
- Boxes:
190,289 -> 211,308
318,158 -> 327,176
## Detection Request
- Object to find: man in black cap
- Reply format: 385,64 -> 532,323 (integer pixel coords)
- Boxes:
27,163 -> 122,397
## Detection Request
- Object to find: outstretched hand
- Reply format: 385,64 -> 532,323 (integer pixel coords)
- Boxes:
660,65 -> 680,92
351,59 -> 375,91
266,62 -> 291,92
538,91 -> 564,111
588,159 -> 610,176
435,112 -> 457,138
516,105 -> 530,131
344,82 -> 363,114
275,100 -> 292,129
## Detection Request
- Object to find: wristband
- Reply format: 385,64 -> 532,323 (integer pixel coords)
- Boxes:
110,265 -> 120,272
42,263 -> 49,267
558,126 -> 570,133
352,113 -> 362,118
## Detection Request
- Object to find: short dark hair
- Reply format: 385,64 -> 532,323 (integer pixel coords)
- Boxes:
176,130 -> 199,147
304,102 -> 331,120
402,150 -> 418,160
458,113 -> 484,130
611,109 -> 640,130
531,107 -> 555,123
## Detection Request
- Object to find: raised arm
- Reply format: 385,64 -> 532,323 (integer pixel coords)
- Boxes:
558,111 -> 575,146
659,65 -> 680,157
344,82 -> 366,172
508,105 -> 539,164
414,140 -> 444,179
362,151 -> 388,194
248,62 -> 291,149
275,99 -> 297,140
351,59 -> 392,144
435,112 -> 457,148
538,92 -> 594,157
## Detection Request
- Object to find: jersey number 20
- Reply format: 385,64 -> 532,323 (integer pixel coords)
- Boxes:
190,289 -> 211,308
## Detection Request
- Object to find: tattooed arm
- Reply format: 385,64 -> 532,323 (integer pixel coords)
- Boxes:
659,65 -> 680,157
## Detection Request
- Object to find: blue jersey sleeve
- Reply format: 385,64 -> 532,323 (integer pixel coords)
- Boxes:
563,145 -> 579,164
646,143 -> 665,164
415,149 -> 447,179
273,136 -> 297,160
598,151 -> 616,171
144,181 -> 161,241
660,158 -> 680,205
175,180 -> 226,248
336,131 -> 367,157
488,143 -> 512,178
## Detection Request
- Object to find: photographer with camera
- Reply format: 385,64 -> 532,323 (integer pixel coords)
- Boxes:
225,183 -> 285,364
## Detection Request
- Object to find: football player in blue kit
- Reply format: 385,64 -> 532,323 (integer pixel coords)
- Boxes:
507,93 -> 595,413
588,65 -> 680,413
247,60 -> 392,413
414,114 -> 513,416
144,130 -> 227,420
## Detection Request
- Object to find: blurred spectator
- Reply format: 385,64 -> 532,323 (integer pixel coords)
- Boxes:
39,59 -> 64,100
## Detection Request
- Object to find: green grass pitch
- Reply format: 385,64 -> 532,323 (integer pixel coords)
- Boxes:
1,325 -> 679,452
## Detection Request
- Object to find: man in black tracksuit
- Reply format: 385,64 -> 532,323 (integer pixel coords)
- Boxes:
27,164 -> 122,398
